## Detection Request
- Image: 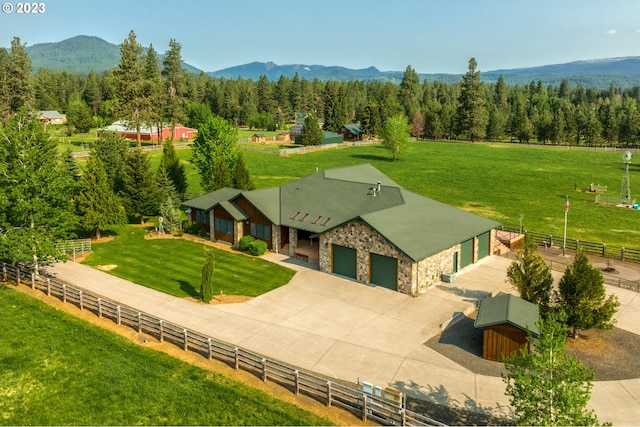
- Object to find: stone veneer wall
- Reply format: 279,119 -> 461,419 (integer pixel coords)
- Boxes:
318,221 -> 416,296
234,221 -> 243,246
414,245 -> 460,294
271,225 -> 281,254
209,210 -> 215,242
288,228 -> 298,257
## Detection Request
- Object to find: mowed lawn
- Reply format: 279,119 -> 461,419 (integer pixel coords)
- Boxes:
0,287 -> 332,426
82,226 -> 295,298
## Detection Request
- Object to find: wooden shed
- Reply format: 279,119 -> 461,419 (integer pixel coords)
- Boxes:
474,294 -> 539,362
252,133 -> 267,143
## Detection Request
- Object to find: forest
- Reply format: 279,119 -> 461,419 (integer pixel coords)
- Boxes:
2,33 -> 640,147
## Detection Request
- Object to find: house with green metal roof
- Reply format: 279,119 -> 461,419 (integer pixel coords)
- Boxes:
183,164 -> 501,296
474,294 -> 539,361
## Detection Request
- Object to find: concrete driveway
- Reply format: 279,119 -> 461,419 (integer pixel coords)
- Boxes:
47,254 -> 640,425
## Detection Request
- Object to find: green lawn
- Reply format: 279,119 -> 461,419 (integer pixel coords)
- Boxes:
82,226 -> 295,298
0,287 -> 332,426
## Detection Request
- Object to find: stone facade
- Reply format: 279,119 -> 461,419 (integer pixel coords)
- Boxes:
288,228 -> 298,257
271,224 -> 281,254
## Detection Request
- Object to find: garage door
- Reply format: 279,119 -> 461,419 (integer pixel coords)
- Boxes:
370,253 -> 397,291
461,238 -> 474,269
332,244 -> 357,280
477,232 -> 490,260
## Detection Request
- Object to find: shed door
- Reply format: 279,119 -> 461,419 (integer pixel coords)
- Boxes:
370,253 -> 397,291
461,238 -> 474,269
332,245 -> 357,280
477,231 -> 490,260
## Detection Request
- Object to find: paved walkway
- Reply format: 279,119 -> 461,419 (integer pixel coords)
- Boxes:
47,255 -> 640,425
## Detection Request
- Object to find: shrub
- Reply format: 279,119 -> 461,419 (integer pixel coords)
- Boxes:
184,223 -> 199,235
238,235 -> 255,251
248,239 -> 267,256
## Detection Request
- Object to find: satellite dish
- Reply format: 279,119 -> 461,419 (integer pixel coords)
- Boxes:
623,151 -> 632,163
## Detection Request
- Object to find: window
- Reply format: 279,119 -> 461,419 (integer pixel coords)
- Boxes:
214,217 -> 233,235
195,209 -> 210,224
250,222 -> 271,240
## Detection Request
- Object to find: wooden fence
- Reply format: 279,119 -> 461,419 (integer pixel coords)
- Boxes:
1,262 -> 446,427
497,226 -> 640,264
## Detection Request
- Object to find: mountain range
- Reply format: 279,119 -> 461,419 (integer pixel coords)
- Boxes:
23,35 -> 640,88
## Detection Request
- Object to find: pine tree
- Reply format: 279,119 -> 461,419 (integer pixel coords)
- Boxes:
76,155 -> 126,239
92,131 -> 129,194
299,112 -> 322,146
113,30 -> 145,146
159,196 -> 182,233
121,147 -> 158,221
140,44 -> 163,141
160,141 -> 188,195
399,65 -> 421,119
0,111 -> 77,270
503,311 -> 600,426
507,235 -> 553,315
457,57 -> 486,142
232,151 -> 255,190
156,165 -> 180,210
200,250 -> 215,303
556,250 -> 620,338
162,39 -> 185,142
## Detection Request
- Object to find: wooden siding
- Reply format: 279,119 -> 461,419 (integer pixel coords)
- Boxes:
232,195 -> 273,249
213,206 -> 234,244
482,323 -> 529,362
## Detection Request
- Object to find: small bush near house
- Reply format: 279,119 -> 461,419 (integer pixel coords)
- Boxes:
238,235 -> 255,251
249,240 -> 267,256
184,223 -> 199,235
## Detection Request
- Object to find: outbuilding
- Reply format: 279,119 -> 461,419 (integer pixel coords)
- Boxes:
474,294 -> 540,362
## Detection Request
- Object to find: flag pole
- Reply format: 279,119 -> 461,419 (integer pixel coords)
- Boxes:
563,195 -> 568,256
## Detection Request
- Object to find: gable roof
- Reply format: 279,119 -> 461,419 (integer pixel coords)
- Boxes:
37,110 -> 64,120
341,123 -> 361,135
183,164 -> 501,262
474,294 -> 539,337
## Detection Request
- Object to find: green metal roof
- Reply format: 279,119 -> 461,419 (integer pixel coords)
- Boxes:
238,187 -> 280,224
182,187 -> 242,211
474,294 -> 539,337
219,200 -> 248,221
341,123 -> 361,135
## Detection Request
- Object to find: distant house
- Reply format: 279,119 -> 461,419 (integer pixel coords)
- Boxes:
98,121 -> 197,142
294,130 -> 344,145
251,133 -> 267,143
184,164 -> 500,296
289,123 -> 304,139
474,294 -> 540,362
276,133 -> 291,141
37,110 -> 66,125
338,124 -> 362,141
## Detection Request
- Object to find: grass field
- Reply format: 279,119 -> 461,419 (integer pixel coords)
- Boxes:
82,226 -> 295,298
0,286 -> 333,425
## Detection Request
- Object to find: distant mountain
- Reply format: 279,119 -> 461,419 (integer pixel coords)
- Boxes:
25,35 -> 202,75
209,58 -> 640,88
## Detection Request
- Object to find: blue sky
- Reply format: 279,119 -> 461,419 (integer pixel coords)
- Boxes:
1,0 -> 639,73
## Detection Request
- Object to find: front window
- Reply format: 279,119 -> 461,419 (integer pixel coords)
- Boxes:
250,222 -> 271,240
214,217 -> 233,235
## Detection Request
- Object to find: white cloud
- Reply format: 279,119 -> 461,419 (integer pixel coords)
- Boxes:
605,29 -> 617,35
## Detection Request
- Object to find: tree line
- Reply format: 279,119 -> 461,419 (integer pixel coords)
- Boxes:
3,33 -> 640,147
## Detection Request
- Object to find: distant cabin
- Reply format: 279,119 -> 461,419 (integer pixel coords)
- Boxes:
252,133 -> 267,143
474,294 -> 539,362
37,110 -> 66,125
338,123 -> 362,141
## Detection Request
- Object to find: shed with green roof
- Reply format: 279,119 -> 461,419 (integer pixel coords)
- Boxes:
184,164 -> 501,296
474,294 -> 539,361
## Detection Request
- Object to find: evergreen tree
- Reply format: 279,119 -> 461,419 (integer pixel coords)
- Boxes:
92,131 -> 129,194
200,250 -> 215,303
113,30 -> 145,146
399,65 -> 421,119
162,39 -> 185,142
67,96 -> 94,133
160,141 -> 188,195
381,114 -> 411,161
299,112 -> 323,146
457,58 -> 486,142
503,311 -> 601,426
159,196 -> 182,233
140,44 -> 163,141
76,155 -> 126,239
232,151 -> 255,190
121,147 -> 158,221
507,235 -> 553,315
556,250 -> 620,338
0,111 -> 77,271
156,165 -> 180,209
184,102 -> 213,130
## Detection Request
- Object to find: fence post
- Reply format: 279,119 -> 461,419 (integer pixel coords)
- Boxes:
622,247 -> 626,262
79,291 -> 83,310
602,243 -> 606,256
16,268 -> 20,285
30,272 -> 35,289
183,329 -> 188,351
326,381 -> 332,407
362,394 -> 368,421
207,338 -> 212,360
294,370 -> 299,395
262,358 -> 267,381
46,278 -> 51,296
401,408 -> 406,426
97,298 -> 102,317
116,305 -> 121,325
234,347 -> 239,370
62,284 -> 67,303
2,263 -> 6,281
576,240 -> 579,251
158,320 -> 164,342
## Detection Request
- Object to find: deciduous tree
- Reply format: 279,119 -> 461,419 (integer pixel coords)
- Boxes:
503,311 -> 601,426
191,115 -> 238,191
381,114 -> 411,161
